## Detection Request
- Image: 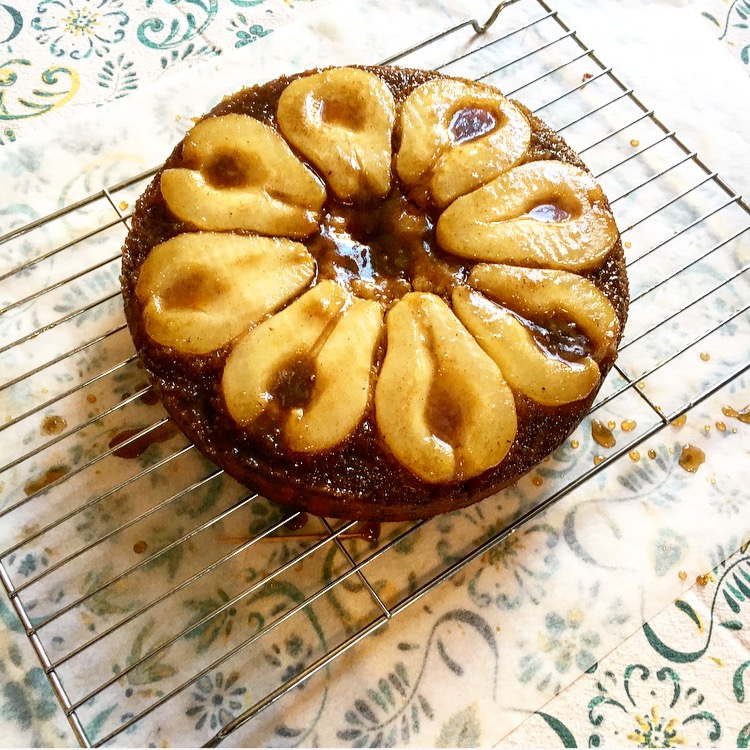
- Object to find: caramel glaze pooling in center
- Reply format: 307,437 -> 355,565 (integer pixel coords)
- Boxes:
121,65 -> 628,521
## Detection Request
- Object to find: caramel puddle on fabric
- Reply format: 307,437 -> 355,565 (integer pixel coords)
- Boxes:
24,465 -> 69,496
590,418 -> 616,448
678,444 -> 706,473
722,404 -> 750,423
41,414 -> 67,435
109,423 -> 181,459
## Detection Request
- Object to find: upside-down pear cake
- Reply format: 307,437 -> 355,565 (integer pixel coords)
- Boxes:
121,65 -> 629,521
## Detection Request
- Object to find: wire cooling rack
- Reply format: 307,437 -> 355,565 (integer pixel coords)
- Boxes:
1,0 -> 749,746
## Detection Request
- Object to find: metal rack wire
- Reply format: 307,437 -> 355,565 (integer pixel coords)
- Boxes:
1,0 -> 749,746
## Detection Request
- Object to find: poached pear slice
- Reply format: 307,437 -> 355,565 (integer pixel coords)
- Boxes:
396,78 -> 531,208
469,263 -> 620,362
222,280 -> 384,453
136,232 -> 315,354
437,160 -> 618,271
160,113 -> 326,237
277,67 -> 396,202
452,263 -> 620,406
375,292 -> 516,484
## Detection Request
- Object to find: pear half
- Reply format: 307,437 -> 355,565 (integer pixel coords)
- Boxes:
437,160 -> 618,271
397,78 -> 531,208
136,232 -> 315,354
452,263 -> 620,406
222,280 -> 384,453
277,67 -> 396,202
375,292 -> 516,484
160,113 -> 326,238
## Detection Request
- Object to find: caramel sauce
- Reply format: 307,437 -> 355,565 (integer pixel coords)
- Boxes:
647,449 -> 657,459
109,423 -> 180,459
133,540 -> 148,554
531,475 -> 543,487
425,379 -> 463,449
593,455 -> 605,465
591,419 -> 616,448
309,189 -> 456,307
140,388 -> 160,406
86,393 -> 97,404
271,356 -> 317,410
722,404 -> 750,423
41,414 -> 67,436
621,419 -> 637,432
570,439 -> 579,449
629,450 -> 640,462
284,513 -> 308,531
716,421 -> 727,432
24,465 -> 69,496
678,570 -> 688,581
526,202 -> 571,223
696,573 -> 710,587
678,443 -> 705,473
524,312 -> 593,363
449,107 -> 497,144
671,414 -> 687,428
699,352 -> 710,362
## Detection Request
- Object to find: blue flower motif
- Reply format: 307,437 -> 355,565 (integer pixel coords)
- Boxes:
185,670 -> 247,732
32,0 -> 129,60
228,13 -> 271,48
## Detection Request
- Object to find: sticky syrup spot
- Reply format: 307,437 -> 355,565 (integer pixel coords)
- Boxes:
86,393 -> 97,404
629,450 -> 640,462
140,389 -> 160,406
532,475 -> 543,487
678,444 -> 705,473
630,138 -> 640,147
426,380 -> 463,449
716,421 -> 727,432
699,352 -> 710,362
647,449 -> 657,459
284,513 -> 308,531
133,540 -> 148,554
41,415 -> 67,436
119,200 -> 129,211
591,419 -> 616,448
355,521 -> 381,543
581,72 -> 593,82
671,414 -> 687,428
449,107 -> 497,144
621,419 -> 637,432
271,356 -> 317,410
696,573 -> 710,587
570,439 -> 579,449
704,424 -> 711,433
24,465 -> 69,496
526,202 -> 572,223
593,455 -> 605,465
678,570 -> 687,581
722,404 -> 750,423
607,420 -> 616,430
109,423 -> 180,459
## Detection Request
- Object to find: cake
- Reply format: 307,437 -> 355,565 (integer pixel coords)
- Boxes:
120,65 -> 629,521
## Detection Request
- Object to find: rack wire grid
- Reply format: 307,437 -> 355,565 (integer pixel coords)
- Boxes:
1,0 -> 749,746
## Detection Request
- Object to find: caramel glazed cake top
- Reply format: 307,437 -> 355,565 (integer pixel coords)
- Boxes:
121,65 -> 629,521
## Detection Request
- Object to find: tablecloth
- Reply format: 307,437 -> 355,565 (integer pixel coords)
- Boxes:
0,0 -> 749,746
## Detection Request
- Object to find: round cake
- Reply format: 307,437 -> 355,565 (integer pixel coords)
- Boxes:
121,64 -> 628,521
